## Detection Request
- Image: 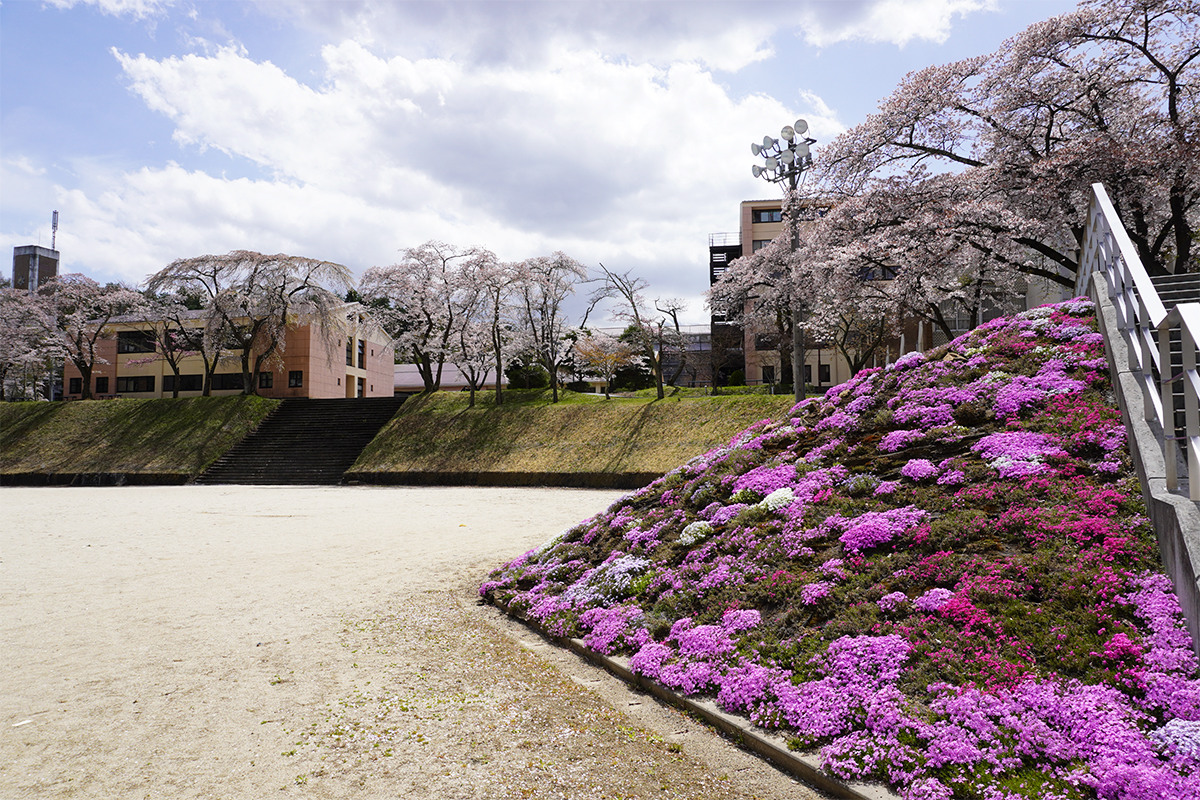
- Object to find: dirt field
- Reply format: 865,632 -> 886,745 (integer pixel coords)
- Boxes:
1,485 -> 829,799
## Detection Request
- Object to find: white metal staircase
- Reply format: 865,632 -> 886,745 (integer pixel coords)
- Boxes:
1078,183 -> 1200,655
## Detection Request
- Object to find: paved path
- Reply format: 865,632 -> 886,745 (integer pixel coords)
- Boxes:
1,485 -> 828,799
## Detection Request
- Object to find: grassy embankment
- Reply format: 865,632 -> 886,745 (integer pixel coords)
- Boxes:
0,395 -> 279,480
349,389 -> 796,486
1,390 -> 795,486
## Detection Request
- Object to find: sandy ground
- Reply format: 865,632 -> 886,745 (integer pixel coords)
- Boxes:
1,486 -> 830,800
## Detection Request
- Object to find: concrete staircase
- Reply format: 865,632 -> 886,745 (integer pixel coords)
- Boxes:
195,396 -> 406,485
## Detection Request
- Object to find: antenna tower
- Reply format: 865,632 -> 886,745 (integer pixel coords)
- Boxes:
51,211 -> 59,250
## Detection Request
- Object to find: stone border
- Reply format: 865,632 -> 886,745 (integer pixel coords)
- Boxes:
0,472 -> 190,486
1091,276 -> 1200,656
490,600 -> 899,800
344,470 -> 662,489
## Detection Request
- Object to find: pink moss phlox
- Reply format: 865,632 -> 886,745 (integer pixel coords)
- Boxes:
722,609 -> 762,632
972,431 -> 1066,478
994,361 -> 1086,419
828,506 -> 928,553
802,581 -> 832,605
901,459 -> 939,481
733,463 -> 797,495
704,503 -> 748,526
915,588 -> 954,612
880,429 -> 926,452
818,410 -> 861,431
936,469 -> 966,485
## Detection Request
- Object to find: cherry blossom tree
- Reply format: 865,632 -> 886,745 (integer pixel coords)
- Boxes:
518,252 -> 591,403
463,255 -> 522,406
31,275 -> 144,400
707,228 -> 817,392
808,171 -> 1030,342
816,0 -> 1198,289
147,251 -> 351,395
360,241 -> 493,394
0,289 -> 56,401
130,292 -> 208,398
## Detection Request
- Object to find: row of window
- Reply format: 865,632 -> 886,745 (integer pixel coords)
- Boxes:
116,330 -> 156,354
68,371 -> 304,395
750,207 -> 829,225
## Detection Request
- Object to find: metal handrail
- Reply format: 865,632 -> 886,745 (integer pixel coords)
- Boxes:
1080,183 -> 1200,500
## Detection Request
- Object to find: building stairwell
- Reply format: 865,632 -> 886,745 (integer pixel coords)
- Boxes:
194,396 -> 406,485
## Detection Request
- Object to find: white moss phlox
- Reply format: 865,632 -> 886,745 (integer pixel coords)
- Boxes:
760,487 -> 795,511
679,520 -> 713,546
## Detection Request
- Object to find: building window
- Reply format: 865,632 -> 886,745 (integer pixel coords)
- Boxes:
752,239 -> 771,252
346,338 -> 353,366
68,377 -> 81,394
116,376 -> 156,393
761,365 -> 775,384
259,372 -> 273,389
95,377 -> 109,394
754,333 -> 774,351
803,364 -> 832,385
751,209 -> 782,223
211,373 -> 245,391
357,376 -> 365,397
117,330 -> 155,353
288,371 -> 303,388
357,340 -> 365,369
164,374 -> 203,392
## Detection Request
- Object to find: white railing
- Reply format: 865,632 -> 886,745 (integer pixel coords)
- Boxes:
1079,183 -> 1200,500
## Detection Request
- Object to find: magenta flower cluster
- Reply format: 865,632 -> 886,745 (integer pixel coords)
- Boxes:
482,299 -> 1198,799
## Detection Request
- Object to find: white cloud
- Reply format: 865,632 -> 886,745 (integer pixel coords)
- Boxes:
44,0 -> 172,20
265,1 -> 999,69
94,40 -> 845,320
795,0 -> 998,47
264,1 -> 781,73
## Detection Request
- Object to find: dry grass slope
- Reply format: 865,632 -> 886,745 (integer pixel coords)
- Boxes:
353,390 -> 796,476
0,395 -> 279,475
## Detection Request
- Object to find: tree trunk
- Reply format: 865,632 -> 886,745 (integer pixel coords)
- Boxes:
79,362 -> 93,400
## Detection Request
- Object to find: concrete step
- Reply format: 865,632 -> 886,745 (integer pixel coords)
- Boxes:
195,396 -> 405,485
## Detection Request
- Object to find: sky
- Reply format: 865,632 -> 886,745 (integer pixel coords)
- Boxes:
1,0 -> 1080,324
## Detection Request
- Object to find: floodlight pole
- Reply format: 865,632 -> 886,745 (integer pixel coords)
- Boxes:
751,121 -> 816,403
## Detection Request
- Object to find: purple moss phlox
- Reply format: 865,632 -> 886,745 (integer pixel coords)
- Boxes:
480,298 -> 1200,799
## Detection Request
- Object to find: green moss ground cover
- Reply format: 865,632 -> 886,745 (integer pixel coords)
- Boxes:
482,298 -> 1200,800
0,395 -> 278,476
353,389 -> 794,477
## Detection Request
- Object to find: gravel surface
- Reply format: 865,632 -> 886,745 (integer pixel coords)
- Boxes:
2,485 -> 831,799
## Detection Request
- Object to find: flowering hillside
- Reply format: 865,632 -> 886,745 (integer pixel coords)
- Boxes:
481,299 -> 1200,800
